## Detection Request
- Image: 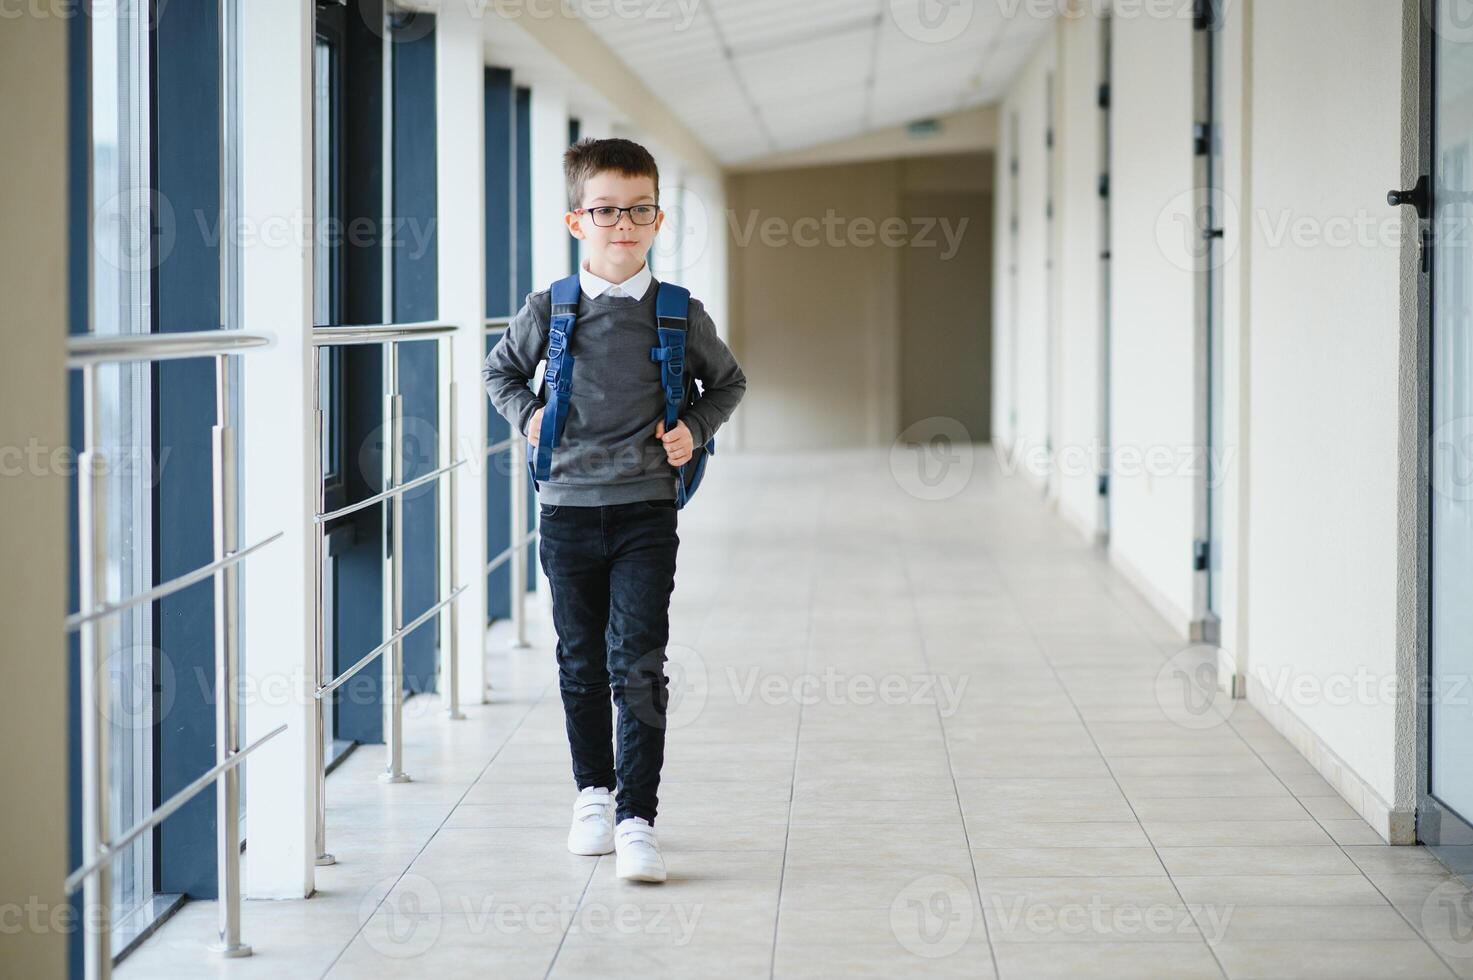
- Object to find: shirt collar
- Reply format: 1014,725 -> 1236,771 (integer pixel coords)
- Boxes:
579,258 -> 652,301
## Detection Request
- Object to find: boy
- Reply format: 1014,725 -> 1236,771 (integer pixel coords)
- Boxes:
481,138 -> 746,882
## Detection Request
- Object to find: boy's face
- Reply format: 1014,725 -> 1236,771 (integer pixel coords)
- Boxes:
565,170 -> 664,283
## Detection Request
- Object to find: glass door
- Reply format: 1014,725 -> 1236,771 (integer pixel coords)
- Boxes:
1426,0 -> 1473,874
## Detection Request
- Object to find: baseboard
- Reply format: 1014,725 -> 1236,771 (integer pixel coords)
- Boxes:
1245,672 -> 1415,844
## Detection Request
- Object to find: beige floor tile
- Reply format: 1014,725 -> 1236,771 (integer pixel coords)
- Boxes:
1212,939 -> 1453,979
991,939 -> 1222,979
1189,904 -> 1421,943
547,941 -> 774,978
968,821 -> 1151,848
970,846 -> 1166,877
1155,845 -> 1358,876
1344,845 -> 1454,876
773,939 -> 998,979
1142,820 -> 1333,847
1318,818 -> 1387,846
1172,874 -> 1390,907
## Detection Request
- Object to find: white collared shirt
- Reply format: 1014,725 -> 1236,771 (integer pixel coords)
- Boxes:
578,257 -> 651,301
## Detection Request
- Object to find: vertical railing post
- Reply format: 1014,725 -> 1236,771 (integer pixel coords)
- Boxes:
210,354 -> 251,958
381,340 -> 410,783
445,361 -> 465,720
77,363 -> 112,980
509,436 -> 529,649
311,345 -> 334,867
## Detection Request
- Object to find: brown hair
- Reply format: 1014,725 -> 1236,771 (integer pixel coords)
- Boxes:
563,137 -> 660,211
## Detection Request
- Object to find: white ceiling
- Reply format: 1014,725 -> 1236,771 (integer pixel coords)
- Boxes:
572,0 -> 1055,165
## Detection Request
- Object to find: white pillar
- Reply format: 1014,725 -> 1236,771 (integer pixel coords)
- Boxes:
529,86 -> 571,287
239,0 -> 316,899
526,87 -> 571,608
437,0 -> 489,704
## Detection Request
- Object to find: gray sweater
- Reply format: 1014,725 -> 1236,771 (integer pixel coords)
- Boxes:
481,280 -> 747,506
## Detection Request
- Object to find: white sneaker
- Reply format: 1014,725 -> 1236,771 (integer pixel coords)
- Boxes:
567,786 -> 615,855
614,816 -> 666,882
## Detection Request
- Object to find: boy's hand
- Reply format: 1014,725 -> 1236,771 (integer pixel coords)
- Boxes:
526,406 -> 544,447
654,419 -> 694,466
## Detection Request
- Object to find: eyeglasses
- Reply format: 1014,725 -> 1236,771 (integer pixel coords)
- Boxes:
574,204 -> 660,227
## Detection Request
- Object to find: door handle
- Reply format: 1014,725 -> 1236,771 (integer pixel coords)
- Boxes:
1388,175 -> 1430,220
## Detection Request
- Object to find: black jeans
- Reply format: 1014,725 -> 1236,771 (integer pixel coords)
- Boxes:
537,498 -> 679,825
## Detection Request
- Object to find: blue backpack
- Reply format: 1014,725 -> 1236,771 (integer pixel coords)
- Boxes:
528,273 -> 716,509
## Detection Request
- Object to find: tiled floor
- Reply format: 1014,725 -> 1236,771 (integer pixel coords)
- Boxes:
119,448 -> 1473,979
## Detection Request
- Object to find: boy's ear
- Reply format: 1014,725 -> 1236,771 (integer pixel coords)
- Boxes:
564,210 -> 587,241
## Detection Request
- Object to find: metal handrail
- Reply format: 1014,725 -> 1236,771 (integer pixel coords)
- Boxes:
310,322 -> 478,865
64,532 -> 284,632
314,458 -> 468,524
67,330 -> 273,367
486,530 -> 538,576
316,583 -> 470,699
483,316 -> 534,652
63,724 -> 287,895
312,321 -> 455,346
68,336 -> 277,974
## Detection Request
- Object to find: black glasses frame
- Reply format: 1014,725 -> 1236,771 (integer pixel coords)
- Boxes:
573,204 -> 660,227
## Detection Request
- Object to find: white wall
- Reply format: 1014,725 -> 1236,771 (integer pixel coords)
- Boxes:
992,0 -> 1421,843
1107,8 -> 1200,634
994,39 -> 1057,483
1242,0 -> 1414,837
995,8 -> 1199,631
1055,12 -> 1106,541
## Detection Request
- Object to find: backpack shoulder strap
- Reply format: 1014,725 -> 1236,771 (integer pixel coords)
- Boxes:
652,281 -> 710,507
531,273 -> 582,482
650,280 -> 690,432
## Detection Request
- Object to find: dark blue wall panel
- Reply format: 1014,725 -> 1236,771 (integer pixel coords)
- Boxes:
151,0 -> 221,901
331,0 -> 388,746
484,68 -> 514,622
514,86 -> 536,589
391,15 -> 440,693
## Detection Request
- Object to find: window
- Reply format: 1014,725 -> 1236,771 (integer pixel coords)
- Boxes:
88,0 -> 158,948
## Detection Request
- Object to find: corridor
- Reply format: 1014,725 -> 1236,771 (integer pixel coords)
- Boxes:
116,449 -> 1469,980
